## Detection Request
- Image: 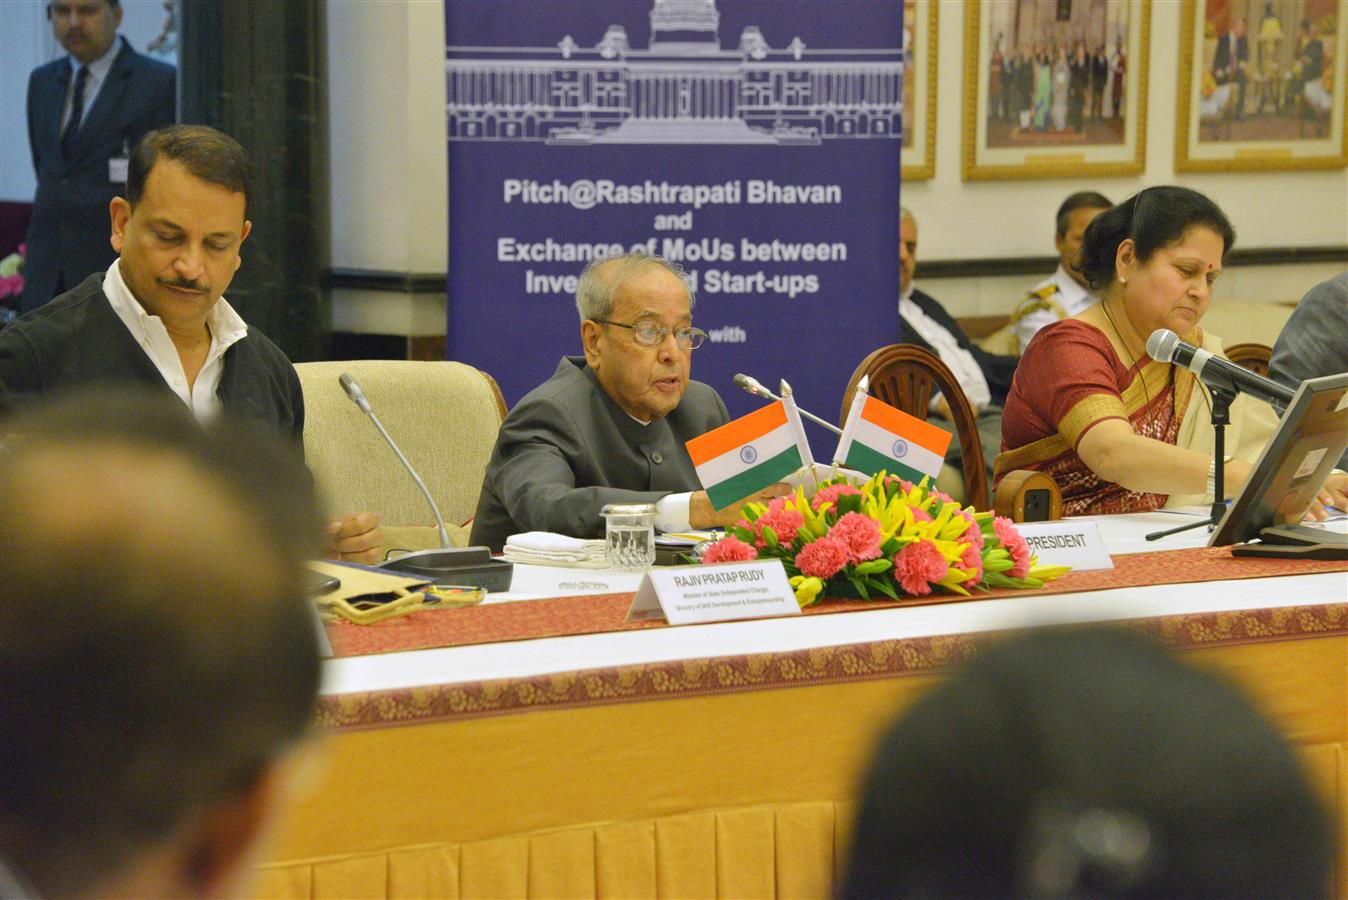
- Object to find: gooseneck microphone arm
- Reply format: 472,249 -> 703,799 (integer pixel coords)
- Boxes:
1146,329 -> 1294,410
733,373 -> 843,435
1140,333 -> 1247,543
339,373 -> 451,549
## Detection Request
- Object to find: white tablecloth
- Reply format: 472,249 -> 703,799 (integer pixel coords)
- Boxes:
321,513 -> 1347,696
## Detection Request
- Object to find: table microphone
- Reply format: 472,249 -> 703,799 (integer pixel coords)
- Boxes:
1145,329 -> 1293,409
732,373 -> 843,435
339,372 -> 471,576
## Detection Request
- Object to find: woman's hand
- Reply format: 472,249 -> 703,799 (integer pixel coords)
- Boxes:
1221,458 -> 1253,498
1304,471 -> 1348,522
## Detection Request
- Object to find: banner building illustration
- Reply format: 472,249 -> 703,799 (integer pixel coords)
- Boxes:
444,0 -> 904,447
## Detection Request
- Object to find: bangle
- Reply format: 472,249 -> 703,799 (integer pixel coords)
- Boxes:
1207,455 -> 1233,502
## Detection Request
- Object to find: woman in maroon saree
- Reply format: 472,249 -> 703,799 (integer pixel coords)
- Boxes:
995,186 -> 1346,517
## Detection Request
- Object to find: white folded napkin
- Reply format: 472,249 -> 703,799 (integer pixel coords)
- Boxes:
503,531 -> 608,568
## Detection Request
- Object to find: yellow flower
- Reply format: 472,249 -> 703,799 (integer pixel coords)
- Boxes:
1028,564 -> 1072,582
789,575 -> 825,607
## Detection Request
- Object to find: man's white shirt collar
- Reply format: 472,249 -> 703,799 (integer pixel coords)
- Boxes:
103,260 -> 248,422
1051,263 -> 1094,314
68,35 -> 121,79
63,37 -> 122,131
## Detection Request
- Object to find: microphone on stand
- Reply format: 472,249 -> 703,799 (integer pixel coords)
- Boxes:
733,373 -> 843,435
339,373 -> 492,581
1146,329 -> 1293,409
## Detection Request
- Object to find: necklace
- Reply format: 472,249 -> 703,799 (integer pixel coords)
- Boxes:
1101,298 -> 1176,436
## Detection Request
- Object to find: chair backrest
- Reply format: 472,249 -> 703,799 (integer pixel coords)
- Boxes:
1224,342 -> 1273,378
294,360 -> 507,527
840,344 -> 990,510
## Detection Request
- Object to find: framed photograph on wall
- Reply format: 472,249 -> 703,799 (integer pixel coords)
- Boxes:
961,0 -> 1150,181
901,0 -> 939,181
1176,0 -> 1347,172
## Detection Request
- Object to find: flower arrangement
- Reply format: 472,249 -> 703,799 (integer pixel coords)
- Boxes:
700,471 -> 1069,607
0,244 -> 24,326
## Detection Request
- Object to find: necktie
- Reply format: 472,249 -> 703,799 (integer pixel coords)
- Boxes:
61,65 -> 90,159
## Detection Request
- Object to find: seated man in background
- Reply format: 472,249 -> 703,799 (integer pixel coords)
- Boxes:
1012,190 -> 1112,353
471,252 -> 787,551
1271,271 -> 1348,467
898,207 -> 1017,487
843,627 -> 1334,898
0,391 -> 323,899
0,124 -> 382,562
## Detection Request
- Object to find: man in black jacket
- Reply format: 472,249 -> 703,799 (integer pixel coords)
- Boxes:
899,207 -> 1018,484
0,125 -> 384,562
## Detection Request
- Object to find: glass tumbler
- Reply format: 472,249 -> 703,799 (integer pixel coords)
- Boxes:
600,503 -> 657,571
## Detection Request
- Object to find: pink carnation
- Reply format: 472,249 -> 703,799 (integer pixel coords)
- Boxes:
892,540 -> 949,596
960,542 -> 984,582
752,499 -> 804,547
958,510 -> 984,549
993,516 -> 1032,579
910,506 -> 932,523
795,536 -> 850,579
829,511 -> 882,563
701,535 -> 757,563
811,483 -> 861,512
929,489 -> 956,506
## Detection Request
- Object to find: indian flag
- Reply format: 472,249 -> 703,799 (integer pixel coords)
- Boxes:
686,397 -> 812,511
833,394 -> 951,482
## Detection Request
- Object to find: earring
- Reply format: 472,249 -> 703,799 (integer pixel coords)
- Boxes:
1119,276 -> 1127,284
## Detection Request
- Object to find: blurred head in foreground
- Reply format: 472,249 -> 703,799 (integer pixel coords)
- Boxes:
842,627 -> 1334,898
0,391 -> 323,898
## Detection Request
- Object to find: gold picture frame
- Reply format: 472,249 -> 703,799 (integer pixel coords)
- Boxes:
901,0 -> 939,181
961,0 -> 1150,181
1175,0 -> 1347,173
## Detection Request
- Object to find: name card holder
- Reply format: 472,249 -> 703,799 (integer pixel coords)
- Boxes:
626,560 -> 801,625
1015,520 -> 1114,570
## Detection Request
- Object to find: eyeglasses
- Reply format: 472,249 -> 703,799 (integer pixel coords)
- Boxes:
592,318 -> 708,350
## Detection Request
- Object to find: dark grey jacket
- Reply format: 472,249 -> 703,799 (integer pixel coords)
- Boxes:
470,356 -> 728,551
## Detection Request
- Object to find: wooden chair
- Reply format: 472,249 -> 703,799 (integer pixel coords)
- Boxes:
840,344 -> 989,510
1225,342 -> 1273,378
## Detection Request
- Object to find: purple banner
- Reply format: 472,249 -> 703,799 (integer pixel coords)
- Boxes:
445,0 -> 903,454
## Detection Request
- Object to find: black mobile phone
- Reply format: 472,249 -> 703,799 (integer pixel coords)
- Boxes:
305,570 -> 341,596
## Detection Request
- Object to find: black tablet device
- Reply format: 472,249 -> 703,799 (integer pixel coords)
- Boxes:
1209,373 -> 1348,558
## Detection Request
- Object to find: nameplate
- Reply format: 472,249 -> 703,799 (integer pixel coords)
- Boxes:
626,560 -> 801,625
1015,520 -> 1114,571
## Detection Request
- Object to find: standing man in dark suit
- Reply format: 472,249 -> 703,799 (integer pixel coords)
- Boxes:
1211,16 -> 1250,121
23,0 -> 176,313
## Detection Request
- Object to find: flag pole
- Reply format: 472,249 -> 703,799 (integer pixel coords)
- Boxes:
779,379 -> 818,491
833,375 -> 869,478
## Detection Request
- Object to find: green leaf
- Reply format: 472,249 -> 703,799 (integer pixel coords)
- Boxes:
870,578 -> 899,600
762,525 -> 779,550
848,575 -> 871,600
854,559 -> 893,576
